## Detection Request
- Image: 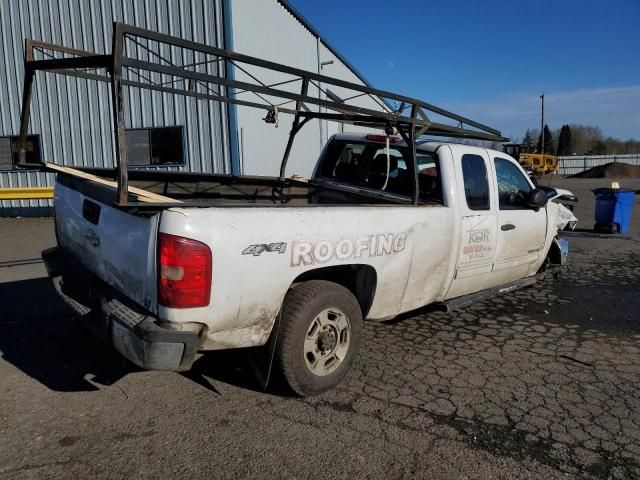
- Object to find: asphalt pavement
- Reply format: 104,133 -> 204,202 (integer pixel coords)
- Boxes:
0,177 -> 639,479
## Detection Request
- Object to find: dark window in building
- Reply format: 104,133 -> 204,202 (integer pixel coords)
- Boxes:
126,129 -> 152,165
494,157 -> 532,209
461,154 -> 490,210
0,139 -> 11,170
125,127 -> 184,165
0,135 -> 42,169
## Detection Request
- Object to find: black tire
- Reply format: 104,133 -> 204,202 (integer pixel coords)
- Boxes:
274,280 -> 363,396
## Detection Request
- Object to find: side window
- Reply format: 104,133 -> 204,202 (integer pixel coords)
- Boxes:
494,158 -> 532,209
461,154 -> 490,210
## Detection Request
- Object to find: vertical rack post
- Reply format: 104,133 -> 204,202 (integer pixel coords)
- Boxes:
397,105 -> 420,205
110,23 -> 129,205
18,40 -> 35,166
279,77 -> 309,180
409,105 -> 419,205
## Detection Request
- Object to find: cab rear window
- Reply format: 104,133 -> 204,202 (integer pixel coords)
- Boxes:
317,140 -> 442,204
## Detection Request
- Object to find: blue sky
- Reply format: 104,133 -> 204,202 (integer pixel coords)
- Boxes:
289,0 -> 640,141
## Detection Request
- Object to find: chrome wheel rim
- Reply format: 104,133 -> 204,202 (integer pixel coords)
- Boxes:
303,308 -> 351,376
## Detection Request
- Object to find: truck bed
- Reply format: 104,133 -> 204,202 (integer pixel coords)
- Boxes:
53,165 -> 452,328
58,167 -> 416,208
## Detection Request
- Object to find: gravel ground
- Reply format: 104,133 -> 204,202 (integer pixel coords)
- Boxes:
0,177 -> 639,479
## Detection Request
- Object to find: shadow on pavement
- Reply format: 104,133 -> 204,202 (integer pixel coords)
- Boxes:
186,345 -> 298,397
0,276 -> 279,396
561,228 -> 635,240
186,349 -> 258,393
0,277 -> 132,392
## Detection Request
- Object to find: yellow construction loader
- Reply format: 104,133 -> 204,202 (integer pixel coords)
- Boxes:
502,144 -> 558,176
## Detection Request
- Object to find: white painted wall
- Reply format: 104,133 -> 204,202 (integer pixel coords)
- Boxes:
231,0 -> 385,177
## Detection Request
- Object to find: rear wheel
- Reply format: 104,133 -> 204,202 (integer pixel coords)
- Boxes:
274,280 -> 363,396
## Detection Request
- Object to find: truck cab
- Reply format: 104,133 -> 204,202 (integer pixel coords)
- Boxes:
314,134 -> 558,299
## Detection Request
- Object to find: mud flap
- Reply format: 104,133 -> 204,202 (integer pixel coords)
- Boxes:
247,311 -> 282,391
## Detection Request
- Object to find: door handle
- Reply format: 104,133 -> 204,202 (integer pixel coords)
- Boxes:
501,223 -> 516,231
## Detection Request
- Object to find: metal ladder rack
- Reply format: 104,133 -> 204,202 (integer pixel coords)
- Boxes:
18,22 -> 507,206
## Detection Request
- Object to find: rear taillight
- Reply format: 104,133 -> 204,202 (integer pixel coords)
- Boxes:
158,233 -> 212,308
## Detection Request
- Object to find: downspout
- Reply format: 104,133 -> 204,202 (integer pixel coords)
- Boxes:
223,0 -> 241,175
317,41 -> 336,146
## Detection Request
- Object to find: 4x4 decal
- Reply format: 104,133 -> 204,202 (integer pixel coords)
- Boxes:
242,242 -> 287,256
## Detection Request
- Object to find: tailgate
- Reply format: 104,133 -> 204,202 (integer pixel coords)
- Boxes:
54,180 -> 160,313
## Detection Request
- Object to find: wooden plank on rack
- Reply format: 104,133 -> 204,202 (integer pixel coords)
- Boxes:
45,163 -> 181,204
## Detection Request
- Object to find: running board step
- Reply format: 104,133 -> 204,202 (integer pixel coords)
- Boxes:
438,276 -> 537,313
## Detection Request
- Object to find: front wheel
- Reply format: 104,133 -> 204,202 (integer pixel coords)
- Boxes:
274,280 -> 363,396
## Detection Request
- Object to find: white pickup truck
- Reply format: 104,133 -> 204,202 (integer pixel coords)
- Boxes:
43,133 -> 576,396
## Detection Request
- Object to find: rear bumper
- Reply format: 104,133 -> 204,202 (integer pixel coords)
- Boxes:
42,247 -> 200,371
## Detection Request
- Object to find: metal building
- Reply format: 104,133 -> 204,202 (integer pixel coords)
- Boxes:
0,0 -> 380,215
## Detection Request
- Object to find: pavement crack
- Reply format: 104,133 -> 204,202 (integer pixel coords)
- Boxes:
114,384 -> 129,399
559,355 -> 594,367
0,460 -> 73,476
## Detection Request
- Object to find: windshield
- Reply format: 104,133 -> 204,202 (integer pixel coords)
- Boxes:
316,139 -> 442,204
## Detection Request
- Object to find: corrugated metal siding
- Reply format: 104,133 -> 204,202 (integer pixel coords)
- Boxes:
0,0 -> 229,213
558,154 -> 640,175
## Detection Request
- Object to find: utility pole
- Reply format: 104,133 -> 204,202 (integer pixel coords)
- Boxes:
540,93 -> 545,155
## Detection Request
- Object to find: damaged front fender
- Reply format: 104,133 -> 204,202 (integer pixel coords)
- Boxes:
548,199 -> 578,232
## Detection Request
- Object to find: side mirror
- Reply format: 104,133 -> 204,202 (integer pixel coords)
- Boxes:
526,188 -> 548,209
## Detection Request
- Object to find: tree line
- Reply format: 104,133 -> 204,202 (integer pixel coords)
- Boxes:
518,125 -> 640,156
